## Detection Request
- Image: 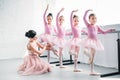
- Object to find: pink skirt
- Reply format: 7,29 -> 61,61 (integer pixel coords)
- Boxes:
82,37 -> 104,50
39,33 -> 55,43
67,38 -> 82,55
53,37 -> 67,48
18,54 -> 51,75
68,38 -> 82,47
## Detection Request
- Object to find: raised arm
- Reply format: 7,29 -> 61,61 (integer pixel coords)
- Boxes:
43,4 -> 49,25
98,26 -> 115,34
70,10 -> 78,28
56,8 -> 64,29
83,9 -> 92,26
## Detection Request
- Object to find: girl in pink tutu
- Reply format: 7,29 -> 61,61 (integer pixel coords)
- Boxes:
69,10 -> 87,72
54,8 -> 72,68
83,9 -> 115,75
18,30 -> 52,75
40,4 -> 58,63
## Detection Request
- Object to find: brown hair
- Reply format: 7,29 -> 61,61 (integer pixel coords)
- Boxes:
73,15 -> 78,19
89,13 -> 95,19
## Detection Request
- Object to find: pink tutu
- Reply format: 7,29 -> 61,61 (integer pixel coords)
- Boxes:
18,53 -> 51,75
66,38 -> 82,55
39,33 -> 56,43
68,38 -> 82,47
82,37 -> 104,50
53,37 -> 67,48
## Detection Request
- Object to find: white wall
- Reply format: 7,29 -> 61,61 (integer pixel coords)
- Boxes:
54,0 -> 97,29
0,0 -> 55,59
54,0 -> 120,28
0,0 -> 33,59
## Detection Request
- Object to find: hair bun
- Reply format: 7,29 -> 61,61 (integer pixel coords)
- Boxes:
48,13 -> 52,16
25,32 -> 30,37
25,30 -> 36,38
47,13 -> 53,18
73,15 -> 78,18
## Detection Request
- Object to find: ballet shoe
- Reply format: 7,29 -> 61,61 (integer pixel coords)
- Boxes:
59,66 -> 67,68
89,72 -> 100,76
73,69 -> 81,72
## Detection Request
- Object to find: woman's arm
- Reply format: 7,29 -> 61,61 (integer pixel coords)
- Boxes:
37,41 -> 44,49
37,41 -> 51,50
29,43 -> 46,55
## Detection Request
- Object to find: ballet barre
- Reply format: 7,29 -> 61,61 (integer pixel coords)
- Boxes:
56,54 -> 80,66
39,35 -> 78,64
101,30 -> 120,77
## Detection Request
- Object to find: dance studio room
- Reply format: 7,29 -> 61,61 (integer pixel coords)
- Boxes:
0,0 -> 120,80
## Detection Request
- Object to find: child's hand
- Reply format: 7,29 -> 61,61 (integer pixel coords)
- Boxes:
72,9 -> 78,13
46,4 -> 49,10
61,8 -> 64,11
45,43 -> 52,50
59,8 -> 64,13
88,9 -> 93,11
46,43 -> 52,47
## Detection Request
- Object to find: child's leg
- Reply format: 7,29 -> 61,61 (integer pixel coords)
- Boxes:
90,63 -> 99,75
84,47 -> 90,57
89,48 -> 99,75
47,50 -> 50,63
59,48 -> 63,67
48,42 -> 59,57
69,45 -> 75,55
74,46 -> 81,72
59,47 -> 66,68
84,47 -> 92,64
47,43 -> 58,57
90,48 -> 95,65
51,46 -> 59,57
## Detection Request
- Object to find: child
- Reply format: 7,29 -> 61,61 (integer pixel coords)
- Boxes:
40,4 -> 58,63
83,9 -> 115,75
54,8 -> 71,68
69,10 -> 87,72
18,30 -> 51,75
